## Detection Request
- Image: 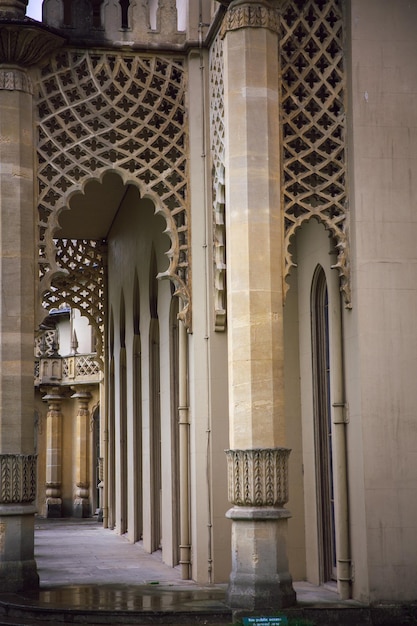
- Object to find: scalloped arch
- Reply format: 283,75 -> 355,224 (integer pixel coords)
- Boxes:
35,47 -> 191,355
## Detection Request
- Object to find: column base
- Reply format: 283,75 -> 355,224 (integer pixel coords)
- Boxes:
0,504 -> 39,592
226,507 -> 296,611
0,559 -> 39,592
46,498 -> 62,518
73,497 -> 90,518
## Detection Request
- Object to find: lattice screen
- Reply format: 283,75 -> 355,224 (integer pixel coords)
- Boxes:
209,0 -> 350,320
36,49 -> 190,344
280,0 -> 350,306
41,239 -> 106,361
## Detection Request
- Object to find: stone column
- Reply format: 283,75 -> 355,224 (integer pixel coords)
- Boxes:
222,0 -> 296,611
0,0 -> 63,591
43,388 -> 64,518
72,388 -> 92,518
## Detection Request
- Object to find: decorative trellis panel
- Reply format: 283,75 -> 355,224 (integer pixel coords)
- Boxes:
209,0 -> 350,320
41,238 -> 106,362
280,0 -> 350,306
36,49 -> 190,349
209,32 -> 227,331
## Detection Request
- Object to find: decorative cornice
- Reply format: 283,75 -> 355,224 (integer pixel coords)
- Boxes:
0,23 -> 64,67
225,448 -> 290,507
0,454 -> 36,504
221,1 -> 279,38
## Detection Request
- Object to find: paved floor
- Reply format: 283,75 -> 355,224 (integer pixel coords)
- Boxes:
33,516 -> 229,612
31,517 -> 365,608
0,516 -> 369,625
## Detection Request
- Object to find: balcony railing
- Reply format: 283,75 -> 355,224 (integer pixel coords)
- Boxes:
35,354 -> 101,387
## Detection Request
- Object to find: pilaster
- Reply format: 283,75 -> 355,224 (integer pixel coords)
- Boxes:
222,0 -> 296,611
72,388 -> 92,518
0,0 -> 63,591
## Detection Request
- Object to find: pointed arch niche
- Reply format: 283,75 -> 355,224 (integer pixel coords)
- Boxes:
284,218 -> 350,596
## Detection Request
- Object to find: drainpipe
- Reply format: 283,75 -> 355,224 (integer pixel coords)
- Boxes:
331,296 -> 351,599
178,317 -> 191,579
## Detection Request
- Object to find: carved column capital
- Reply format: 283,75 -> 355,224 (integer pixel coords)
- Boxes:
0,67 -> 32,92
225,448 -> 290,507
72,387 -> 93,418
221,0 -> 280,37
42,386 -> 65,412
0,454 -> 36,504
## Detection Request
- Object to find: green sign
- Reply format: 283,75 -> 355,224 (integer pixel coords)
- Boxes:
242,617 -> 289,626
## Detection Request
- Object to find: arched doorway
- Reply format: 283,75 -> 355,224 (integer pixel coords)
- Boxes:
311,266 -> 336,583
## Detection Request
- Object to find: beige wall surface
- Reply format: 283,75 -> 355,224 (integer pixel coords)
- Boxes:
347,0 -> 417,601
106,172 -> 230,581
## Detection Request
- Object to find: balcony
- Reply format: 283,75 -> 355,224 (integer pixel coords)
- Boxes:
35,354 -> 101,387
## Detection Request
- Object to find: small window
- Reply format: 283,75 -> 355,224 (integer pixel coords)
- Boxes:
120,0 -> 130,29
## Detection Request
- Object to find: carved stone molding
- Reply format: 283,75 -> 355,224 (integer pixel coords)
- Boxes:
0,67 -> 32,93
0,454 -> 37,504
225,448 -> 290,507
0,24 -> 64,67
221,2 -> 279,37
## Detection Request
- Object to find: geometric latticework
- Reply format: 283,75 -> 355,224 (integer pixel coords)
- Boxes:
36,49 -> 190,333
280,0 -> 350,306
41,239 -> 106,365
209,32 -> 227,331
34,329 -> 58,358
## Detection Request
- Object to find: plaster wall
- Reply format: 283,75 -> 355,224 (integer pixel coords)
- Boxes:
283,269 -> 306,582
187,49 -> 230,584
346,0 -> 417,601
106,181 -> 229,580
107,191 -> 174,551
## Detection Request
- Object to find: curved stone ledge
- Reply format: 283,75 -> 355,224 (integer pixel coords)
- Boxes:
0,23 -> 64,67
226,506 -> 291,520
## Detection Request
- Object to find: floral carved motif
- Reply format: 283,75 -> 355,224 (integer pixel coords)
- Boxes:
0,454 -> 37,504
225,448 -> 290,507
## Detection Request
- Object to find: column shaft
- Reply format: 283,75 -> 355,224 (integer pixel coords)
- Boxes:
223,0 -> 296,611
0,65 -> 38,591
224,19 -> 284,450
44,388 -> 64,518
72,390 -> 91,518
